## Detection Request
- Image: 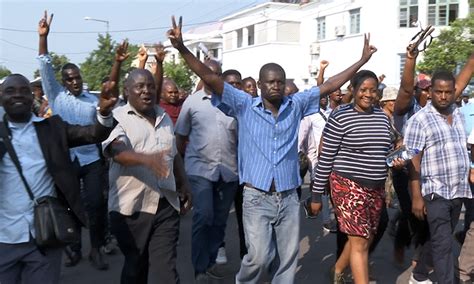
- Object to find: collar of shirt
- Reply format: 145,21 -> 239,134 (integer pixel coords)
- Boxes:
7,114 -> 45,129
251,95 -> 292,117
123,103 -> 167,128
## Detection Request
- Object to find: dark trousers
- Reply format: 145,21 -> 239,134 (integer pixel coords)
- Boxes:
110,198 -> 180,284
234,184 -> 247,259
0,240 -> 62,284
413,194 -> 463,284
71,159 -> 108,250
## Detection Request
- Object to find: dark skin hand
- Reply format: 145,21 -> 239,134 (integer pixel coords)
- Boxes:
108,40 -> 130,98
97,80 -> 118,116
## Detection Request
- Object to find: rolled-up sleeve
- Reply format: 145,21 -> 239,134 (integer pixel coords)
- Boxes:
37,54 -> 62,103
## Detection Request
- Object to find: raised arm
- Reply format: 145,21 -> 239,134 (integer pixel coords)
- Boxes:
108,40 -> 130,97
153,43 -> 166,99
395,44 -> 418,115
316,60 -> 329,86
455,51 -> 474,98
37,10 -> 62,102
167,16 -> 224,95
38,10 -> 53,56
137,45 -> 148,70
318,34 -> 377,95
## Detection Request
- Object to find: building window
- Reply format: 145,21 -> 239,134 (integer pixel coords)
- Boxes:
399,53 -> 406,78
350,9 -> 360,34
237,29 -> 243,48
248,25 -> 255,46
399,0 -> 419,27
428,0 -> 459,26
317,17 -> 325,40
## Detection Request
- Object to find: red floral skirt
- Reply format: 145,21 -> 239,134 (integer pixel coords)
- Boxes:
330,172 -> 384,238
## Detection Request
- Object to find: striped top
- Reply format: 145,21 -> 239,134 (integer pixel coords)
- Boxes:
312,104 -> 391,195
212,82 -> 320,192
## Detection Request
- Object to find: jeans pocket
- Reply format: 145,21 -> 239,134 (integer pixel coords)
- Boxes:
243,189 -> 264,208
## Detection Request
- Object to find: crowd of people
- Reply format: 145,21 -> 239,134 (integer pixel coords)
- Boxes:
0,10 -> 473,284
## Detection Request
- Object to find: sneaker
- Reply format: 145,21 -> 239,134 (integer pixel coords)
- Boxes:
409,273 -> 433,284
215,247 -> 227,265
330,266 -> 346,284
101,235 -> 118,255
302,197 -> 318,219
323,220 -> 337,233
206,264 -> 224,279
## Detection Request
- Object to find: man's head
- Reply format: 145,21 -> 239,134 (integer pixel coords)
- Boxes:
429,71 -> 456,114
242,77 -> 257,97
203,60 -> 222,92
462,93 -> 470,104
284,79 -> 299,96
258,63 -> 286,104
178,88 -> 188,103
329,88 -> 343,106
415,79 -> 431,107
30,79 -> 44,99
61,63 -> 83,96
222,69 -> 242,90
124,69 -> 156,116
0,74 -> 34,122
320,94 -> 328,110
160,78 -> 179,105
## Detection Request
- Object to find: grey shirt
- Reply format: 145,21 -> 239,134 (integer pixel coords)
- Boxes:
102,103 -> 179,215
175,89 -> 238,182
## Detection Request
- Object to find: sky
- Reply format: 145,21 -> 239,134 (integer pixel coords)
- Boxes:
0,0 -> 267,80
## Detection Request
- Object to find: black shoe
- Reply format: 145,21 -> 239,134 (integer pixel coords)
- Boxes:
64,249 -> 82,267
206,264 -> 224,279
88,250 -> 109,271
323,220 -> 337,233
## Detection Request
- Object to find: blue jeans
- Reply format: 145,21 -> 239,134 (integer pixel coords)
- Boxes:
188,175 -> 238,274
236,186 -> 300,284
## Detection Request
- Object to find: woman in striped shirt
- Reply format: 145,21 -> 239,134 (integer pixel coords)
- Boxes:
311,70 -> 396,284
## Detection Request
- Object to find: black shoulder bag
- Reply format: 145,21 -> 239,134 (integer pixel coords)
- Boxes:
0,120 -> 80,248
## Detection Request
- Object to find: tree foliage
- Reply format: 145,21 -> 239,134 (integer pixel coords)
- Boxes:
80,33 -> 138,91
0,65 -> 12,79
33,52 -> 70,81
163,56 -> 195,93
417,14 -> 474,74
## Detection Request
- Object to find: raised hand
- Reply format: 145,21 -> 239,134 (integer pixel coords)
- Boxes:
137,45 -> 148,68
154,42 -> 167,64
360,33 -> 377,62
38,10 -> 54,37
115,40 -> 130,62
97,80 -> 117,116
320,60 -> 329,70
167,16 -> 184,49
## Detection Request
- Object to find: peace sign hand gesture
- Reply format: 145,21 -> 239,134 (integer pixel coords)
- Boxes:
360,33 -> 377,62
38,10 -> 54,37
167,16 -> 184,50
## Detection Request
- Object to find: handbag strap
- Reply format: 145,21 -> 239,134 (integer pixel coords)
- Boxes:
0,119 -> 36,202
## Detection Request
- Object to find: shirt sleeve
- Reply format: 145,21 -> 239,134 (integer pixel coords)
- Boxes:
174,97 -> 192,136
37,54 -> 63,103
312,114 -> 344,195
293,86 -> 320,117
211,82 -> 250,117
403,116 -> 426,152
101,124 -> 130,158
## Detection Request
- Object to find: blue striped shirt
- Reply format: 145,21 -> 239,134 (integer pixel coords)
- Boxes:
212,82 -> 320,192
37,54 -> 100,166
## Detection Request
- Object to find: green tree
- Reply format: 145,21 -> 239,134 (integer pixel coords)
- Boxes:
33,52 -> 70,81
163,56 -> 195,92
417,14 -> 474,74
80,33 -> 138,91
0,65 -> 12,79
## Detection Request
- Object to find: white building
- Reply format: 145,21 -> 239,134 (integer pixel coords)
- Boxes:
166,0 -> 471,90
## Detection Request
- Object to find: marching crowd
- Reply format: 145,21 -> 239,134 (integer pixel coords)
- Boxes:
0,10 -> 473,284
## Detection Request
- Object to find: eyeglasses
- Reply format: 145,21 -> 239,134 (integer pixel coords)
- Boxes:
408,25 -> 435,53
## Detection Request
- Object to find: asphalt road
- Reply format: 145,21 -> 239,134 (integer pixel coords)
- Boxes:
59,184 -> 464,284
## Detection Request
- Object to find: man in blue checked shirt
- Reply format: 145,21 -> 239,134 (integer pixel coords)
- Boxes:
36,11 -> 112,270
168,16 -> 377,284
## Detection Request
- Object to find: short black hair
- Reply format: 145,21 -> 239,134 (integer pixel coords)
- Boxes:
431,70 -> 455,86
259,63 -> 285,81
61,63 -> 80,78
350,70 -> 378,93
242,76 -> 255,83
222,69 -> 242,80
